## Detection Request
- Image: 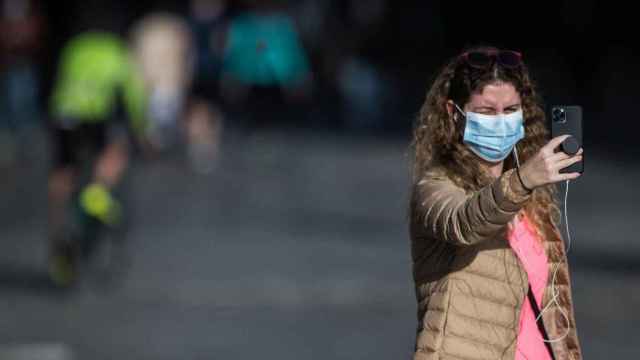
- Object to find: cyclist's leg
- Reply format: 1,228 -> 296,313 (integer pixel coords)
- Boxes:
94,134 -> 129,189
73,126 -> 131,283
47,124 -> 81,286
48,167 -> 76,239
79,124 -> 129,226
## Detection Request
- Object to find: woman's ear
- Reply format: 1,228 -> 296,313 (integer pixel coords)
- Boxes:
446,100 -> 455,117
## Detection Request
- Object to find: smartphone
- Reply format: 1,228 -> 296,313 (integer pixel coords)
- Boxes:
550,105 -> 583,174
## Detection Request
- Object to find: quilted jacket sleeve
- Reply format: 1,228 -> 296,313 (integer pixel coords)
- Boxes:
414,168 -> 532,246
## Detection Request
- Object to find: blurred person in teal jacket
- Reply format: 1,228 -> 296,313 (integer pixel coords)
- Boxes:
219,1 -> 312,127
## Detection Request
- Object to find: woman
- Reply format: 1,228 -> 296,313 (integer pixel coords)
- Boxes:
409,46 -> 583,359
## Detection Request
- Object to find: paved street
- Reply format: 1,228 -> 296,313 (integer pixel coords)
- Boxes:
0,128 -> 638,359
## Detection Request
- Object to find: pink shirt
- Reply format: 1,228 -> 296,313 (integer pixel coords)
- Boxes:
507,213 -> 553,360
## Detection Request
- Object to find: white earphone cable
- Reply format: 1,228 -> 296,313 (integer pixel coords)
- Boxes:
536,179 -> 572,343
513,145 -> 572,343
564,179 -> 571,253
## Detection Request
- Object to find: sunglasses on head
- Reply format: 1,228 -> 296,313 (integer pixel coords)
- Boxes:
460,49 -> 523,69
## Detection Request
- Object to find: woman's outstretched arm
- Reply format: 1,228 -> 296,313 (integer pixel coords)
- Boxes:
413,168 -> 532,246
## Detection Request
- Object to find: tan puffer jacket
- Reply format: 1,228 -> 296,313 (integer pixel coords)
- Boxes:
410,167 -> 582,359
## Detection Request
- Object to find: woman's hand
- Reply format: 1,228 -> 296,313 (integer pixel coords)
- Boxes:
518,135 -> 583,189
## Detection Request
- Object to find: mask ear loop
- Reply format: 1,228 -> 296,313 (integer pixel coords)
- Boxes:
513,145 -> 522,222
453,103 -> 466,119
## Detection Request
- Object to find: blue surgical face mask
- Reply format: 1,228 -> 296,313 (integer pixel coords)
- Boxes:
454,103 -> 525,162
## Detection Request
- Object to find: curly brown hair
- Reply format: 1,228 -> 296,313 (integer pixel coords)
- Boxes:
410,45 -> 561,243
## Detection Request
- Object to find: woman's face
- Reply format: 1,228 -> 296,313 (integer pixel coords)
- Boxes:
464,82 -> 521,115
445,81 -> 524,167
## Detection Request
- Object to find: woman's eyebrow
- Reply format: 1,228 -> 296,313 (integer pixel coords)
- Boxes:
473,106 -> 497,111
505,103 -> 522,108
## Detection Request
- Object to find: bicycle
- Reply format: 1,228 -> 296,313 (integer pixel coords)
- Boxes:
48,136 -> 131,290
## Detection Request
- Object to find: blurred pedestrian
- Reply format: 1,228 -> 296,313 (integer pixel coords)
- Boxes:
0,0 -> 44,167
130,12 -> 192,150
219,1 -> 311,128
131,9 -> 224,173
188,0 -> 229,102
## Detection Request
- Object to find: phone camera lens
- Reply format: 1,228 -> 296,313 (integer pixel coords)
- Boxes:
552,108 -> 566,123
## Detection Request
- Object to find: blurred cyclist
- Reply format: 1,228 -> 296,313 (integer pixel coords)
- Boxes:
47,31 -> 147,286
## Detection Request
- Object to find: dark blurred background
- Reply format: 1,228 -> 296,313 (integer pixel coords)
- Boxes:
1,0 -> 638,359
26,0 -> 640,146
